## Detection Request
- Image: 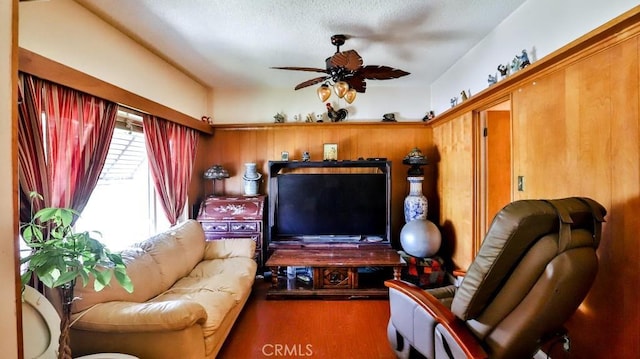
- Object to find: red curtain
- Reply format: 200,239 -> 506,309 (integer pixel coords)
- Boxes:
42,78 -> 117,212
17,72 -> 118,221
17,74 -> 49,222
143,115 -> 199,226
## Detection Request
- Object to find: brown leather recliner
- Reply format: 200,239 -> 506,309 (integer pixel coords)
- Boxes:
385,197 -> 606,359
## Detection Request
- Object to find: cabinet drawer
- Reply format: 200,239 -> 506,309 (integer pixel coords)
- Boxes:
201,222 -> 229,232
230,221 -> 261,232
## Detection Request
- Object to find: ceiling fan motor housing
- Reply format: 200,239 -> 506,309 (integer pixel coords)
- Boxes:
325,58 -> 355,83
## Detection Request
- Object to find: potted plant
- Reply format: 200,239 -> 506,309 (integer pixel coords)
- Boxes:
20,193 -> 133,359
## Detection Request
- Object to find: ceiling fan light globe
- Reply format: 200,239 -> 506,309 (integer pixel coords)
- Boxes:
345,89 -> 357,104
317,84 -> 332,102
334,81 -> 349,98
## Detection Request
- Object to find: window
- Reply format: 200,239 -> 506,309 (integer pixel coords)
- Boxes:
74,109 -> 173,252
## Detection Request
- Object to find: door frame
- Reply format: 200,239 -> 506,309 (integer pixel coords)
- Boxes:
473,96 -> 513,255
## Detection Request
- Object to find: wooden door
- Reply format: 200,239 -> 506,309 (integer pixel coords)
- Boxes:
485,110 -> 512,228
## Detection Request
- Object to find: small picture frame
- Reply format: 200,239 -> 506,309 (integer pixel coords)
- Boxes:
323,143 -> 338,161
281,151 -> 289,161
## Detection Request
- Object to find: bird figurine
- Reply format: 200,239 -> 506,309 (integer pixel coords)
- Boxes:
326,103 -> 348,122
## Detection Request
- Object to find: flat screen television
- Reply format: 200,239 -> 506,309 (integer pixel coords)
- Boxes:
268,161 -> 391,245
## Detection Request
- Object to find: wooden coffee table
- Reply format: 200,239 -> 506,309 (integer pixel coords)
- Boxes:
265,248 -> 404,299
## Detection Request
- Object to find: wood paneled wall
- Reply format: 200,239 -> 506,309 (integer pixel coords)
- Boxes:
510,35 -> 639,359
431,113 -> 475,269
429,8 -> 640,358
189,122 -> 435,246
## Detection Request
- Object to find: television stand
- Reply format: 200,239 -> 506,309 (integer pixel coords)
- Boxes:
265,248 -> 404,299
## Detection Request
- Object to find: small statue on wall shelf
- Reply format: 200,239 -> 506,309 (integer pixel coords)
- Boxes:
450,97 -> 458,107
517,49 -> 531,69
488,73 -> 498,86
422,110 -> 435,122
305,113 -> 315,122
460,90 -> 469,101
510,57 -> 520,74
326,103 -> 348,122
382,113 -> 397,122
273,112 -> 286,123
497,63 -> 509,78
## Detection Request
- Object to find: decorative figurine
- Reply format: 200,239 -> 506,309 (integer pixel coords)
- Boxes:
273,112 -> 285,123
511,57 -> 520,74
422,110 -> 435,122
450,97 -> 458,107
382,113 -> 397,122
488,73 -> 498,86
497,64 -> 509,78
460,90 -> 469,101
305,113 -> 314,122
316,113 -> 324,123
517,49 -> 531,69
326,103 -> 348,122
302,151 -> 310,162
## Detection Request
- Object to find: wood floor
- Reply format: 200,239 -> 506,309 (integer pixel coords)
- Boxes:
218,277 -> 397,359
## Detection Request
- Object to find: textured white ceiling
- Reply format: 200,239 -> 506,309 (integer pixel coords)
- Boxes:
74,0 -> 527,91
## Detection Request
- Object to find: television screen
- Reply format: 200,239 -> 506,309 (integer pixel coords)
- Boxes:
274,173 -> 388,238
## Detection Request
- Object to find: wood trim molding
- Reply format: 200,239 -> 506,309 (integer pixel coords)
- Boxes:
17,48 -> 214,135
12,1 -> 23,357
428,5 -> 640,127
211,121 -> 431,131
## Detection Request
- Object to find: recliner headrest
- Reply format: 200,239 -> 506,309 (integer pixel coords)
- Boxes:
451,197 -> 606,320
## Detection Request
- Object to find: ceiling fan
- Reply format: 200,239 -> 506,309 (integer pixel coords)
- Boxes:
272,34 -> 410,103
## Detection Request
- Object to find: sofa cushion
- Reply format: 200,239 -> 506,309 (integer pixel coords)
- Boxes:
136,220 -> 206,290
72,220 -> 206,313
73,247 -> 164,313
179,257 -> 257,303
203,237 -> 256,260
151,255 -> 257,354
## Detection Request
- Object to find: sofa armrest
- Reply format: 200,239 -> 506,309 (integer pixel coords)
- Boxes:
71,300 -> 208,333
204,237 -> 256,260
385,279 -> 487,359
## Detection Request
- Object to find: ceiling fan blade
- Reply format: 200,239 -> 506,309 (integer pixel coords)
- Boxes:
294,76 -> 331,90
271,66 -> 328,73
330,50 -> 363,71
359,65 -> 410,80
346,75 -> 367,93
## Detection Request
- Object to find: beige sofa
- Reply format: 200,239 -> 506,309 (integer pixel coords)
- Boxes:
69,219 -> 257,359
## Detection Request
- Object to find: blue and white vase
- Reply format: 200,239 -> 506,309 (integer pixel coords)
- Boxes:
404,176 -> 428,222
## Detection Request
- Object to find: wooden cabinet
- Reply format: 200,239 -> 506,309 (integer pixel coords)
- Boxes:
265,249 -> 403,299
196,196 -> 266,267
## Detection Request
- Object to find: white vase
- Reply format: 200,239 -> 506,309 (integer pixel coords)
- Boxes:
404,176 -> 428,222
242,162 -> 261,196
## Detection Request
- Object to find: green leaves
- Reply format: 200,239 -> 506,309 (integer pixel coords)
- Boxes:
20,195 -> 134,296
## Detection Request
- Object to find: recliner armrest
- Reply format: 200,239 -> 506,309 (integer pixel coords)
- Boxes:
385,280 -> 487,359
